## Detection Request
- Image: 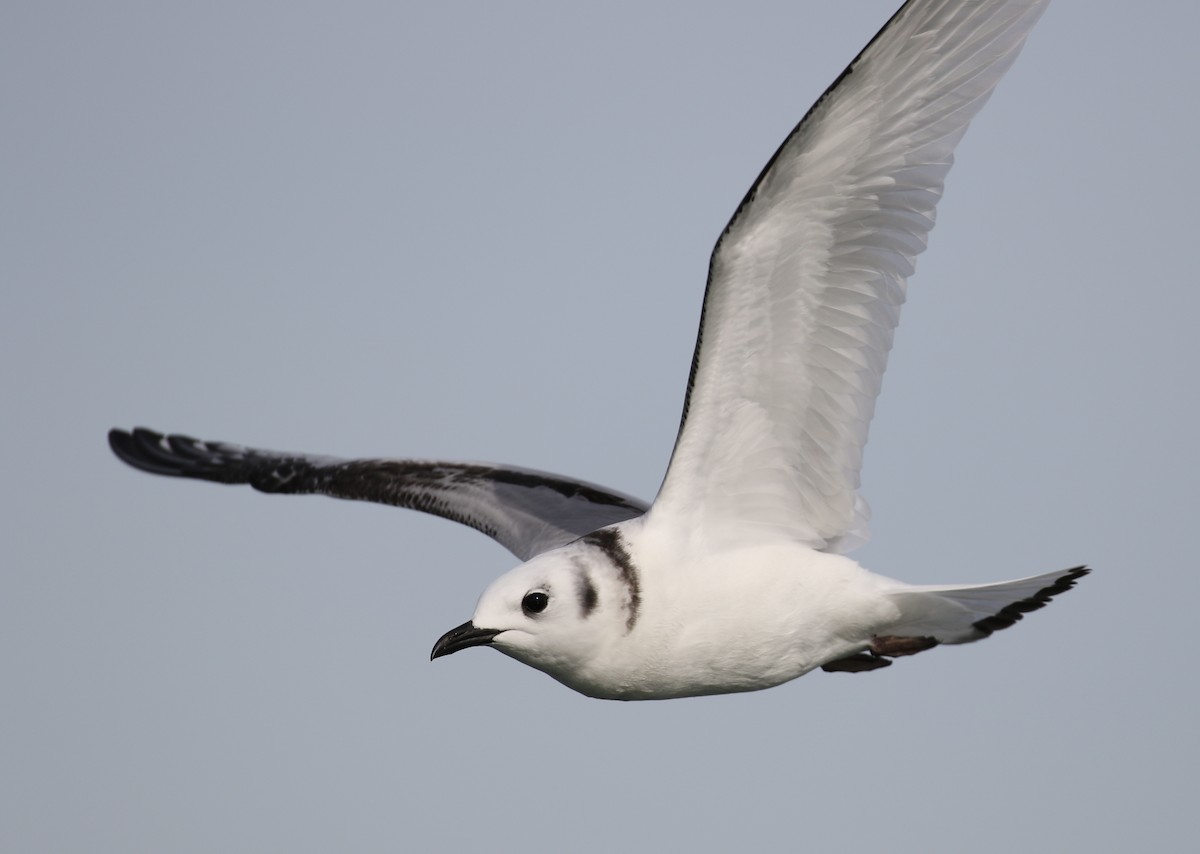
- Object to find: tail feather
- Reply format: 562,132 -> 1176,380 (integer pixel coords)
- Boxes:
885,565 -> 1089,645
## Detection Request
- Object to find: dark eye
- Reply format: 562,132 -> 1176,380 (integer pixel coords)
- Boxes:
522,591 -> 549,614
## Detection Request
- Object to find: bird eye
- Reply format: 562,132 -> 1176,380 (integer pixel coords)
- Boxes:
522,591 -> 549,614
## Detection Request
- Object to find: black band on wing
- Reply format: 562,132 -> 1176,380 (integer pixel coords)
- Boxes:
108,427 -> 649,559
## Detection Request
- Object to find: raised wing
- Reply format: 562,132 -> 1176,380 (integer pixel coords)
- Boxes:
109,428 -> 647,560
653,0 -> 1049,552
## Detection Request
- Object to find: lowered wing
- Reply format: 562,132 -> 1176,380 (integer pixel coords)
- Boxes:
109,428 -> 647,560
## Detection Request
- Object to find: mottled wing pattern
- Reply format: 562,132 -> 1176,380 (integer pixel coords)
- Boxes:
653,0 -> 1049,553
109,428 -> 648,560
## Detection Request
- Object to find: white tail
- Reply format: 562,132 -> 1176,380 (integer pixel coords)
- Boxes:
883,566 -> 1089,645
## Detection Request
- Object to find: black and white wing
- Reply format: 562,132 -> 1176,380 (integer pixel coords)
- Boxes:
652,0 -> 1049,552
109,428 -> 647,560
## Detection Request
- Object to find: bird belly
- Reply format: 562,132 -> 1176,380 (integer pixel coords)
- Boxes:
570,543 -> 896,700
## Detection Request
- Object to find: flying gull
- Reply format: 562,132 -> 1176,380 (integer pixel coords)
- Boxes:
111,0 -> 1087,700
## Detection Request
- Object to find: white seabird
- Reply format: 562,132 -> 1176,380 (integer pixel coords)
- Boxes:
111,0 -> 1087,700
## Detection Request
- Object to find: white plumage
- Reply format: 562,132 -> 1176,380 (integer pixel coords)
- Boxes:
656,0 -> 1049,553
111,0 -> 1087,700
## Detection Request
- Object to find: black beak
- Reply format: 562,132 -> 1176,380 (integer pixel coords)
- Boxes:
431,620 -> 501,660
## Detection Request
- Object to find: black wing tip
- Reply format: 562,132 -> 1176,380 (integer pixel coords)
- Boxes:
972,565 -> 1091,637
109,426 -> 180,476
108,426 -> 216,479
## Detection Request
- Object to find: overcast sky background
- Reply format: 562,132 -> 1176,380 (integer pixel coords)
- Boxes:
4,1 -> 1198,851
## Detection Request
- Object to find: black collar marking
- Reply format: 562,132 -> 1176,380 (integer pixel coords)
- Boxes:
572,560 -> 599,618
581,528 -> 640,631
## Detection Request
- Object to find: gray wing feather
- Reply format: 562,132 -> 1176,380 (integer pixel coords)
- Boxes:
109,427 -> 647,560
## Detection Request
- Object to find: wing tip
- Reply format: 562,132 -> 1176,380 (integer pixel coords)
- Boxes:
109,426 -> 215,478
109,426 -> 178,476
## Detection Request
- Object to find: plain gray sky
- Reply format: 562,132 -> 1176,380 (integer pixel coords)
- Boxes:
4,1 -> 1197,851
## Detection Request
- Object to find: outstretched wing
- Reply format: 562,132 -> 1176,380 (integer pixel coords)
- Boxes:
109,428 -> 647,560
652,0 -> 1049,552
